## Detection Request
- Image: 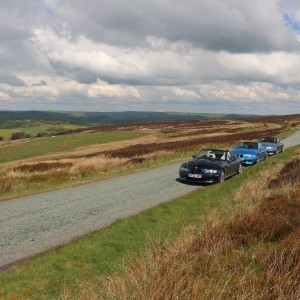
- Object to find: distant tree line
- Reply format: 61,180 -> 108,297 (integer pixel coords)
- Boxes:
8,129 -> 70,141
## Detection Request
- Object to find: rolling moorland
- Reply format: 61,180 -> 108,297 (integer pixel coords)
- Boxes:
0,113 -> 300,299
1,113 -> 299,201
0,110 -> 256,128
0,110 -> 254,140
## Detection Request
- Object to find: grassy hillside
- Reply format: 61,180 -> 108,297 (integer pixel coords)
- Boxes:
0,110 -> 256,128
0,131 -> 144,164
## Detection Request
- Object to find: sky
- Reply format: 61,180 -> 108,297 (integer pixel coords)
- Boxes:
1,0 -> 300,115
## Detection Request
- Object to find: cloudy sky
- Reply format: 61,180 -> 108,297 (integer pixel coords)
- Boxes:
1,0 -> 300,115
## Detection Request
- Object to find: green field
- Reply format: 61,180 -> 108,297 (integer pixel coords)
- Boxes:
0,122 -> 84,139
0,131 -> 144,163
0,146 -> 297,299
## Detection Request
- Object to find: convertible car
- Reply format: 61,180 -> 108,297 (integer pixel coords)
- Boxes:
231,141 -> 268,165
179,149 -> 243,184
258,136 -> 284,155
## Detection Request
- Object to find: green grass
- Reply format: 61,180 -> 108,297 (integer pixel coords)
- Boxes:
0,122 -> 85,139
277,127 -> 299,140
0,131 -> 144,163
0,146 -> 297,299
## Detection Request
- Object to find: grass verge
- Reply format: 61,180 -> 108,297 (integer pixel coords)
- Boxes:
0,146 -> 297,299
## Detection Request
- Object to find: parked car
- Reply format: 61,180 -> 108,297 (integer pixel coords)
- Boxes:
179,149 -> 243,184
231,141 -> 268,165
258,136 -> 284,155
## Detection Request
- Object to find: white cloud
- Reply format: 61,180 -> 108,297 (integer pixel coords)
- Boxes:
0,0 -> 300,114
88,80 -> 141,99
159,86 -> 201,100
0,90 -> 12,101
217,51 -> 300,83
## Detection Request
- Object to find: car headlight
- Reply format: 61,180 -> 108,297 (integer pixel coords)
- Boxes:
180,166 -> 189,172
203,169 -> 218,174
267,147 -> 276,151
244,154 -> 256,158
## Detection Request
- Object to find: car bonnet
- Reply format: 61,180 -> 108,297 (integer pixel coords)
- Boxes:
231,148 -> 259,155
187,158 -> 222,169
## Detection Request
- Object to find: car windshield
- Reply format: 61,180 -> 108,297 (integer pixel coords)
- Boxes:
194,149 -> 226,161
260,137 -> 277,143
236,142 -> 258,149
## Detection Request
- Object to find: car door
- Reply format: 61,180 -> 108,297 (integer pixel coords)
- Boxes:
257,143 -> 263,160
225,151 -> 237,176
278,140 -> 284,152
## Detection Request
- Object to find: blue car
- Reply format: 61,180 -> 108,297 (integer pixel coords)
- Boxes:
231,141 -> 268,165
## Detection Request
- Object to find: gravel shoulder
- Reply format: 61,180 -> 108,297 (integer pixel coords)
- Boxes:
0,131 -> 299,270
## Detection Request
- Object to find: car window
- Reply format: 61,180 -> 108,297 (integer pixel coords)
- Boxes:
227,151 -> 231,161
261,137 -> 277,143
195,149 -> 226,161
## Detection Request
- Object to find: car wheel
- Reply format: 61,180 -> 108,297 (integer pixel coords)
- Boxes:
218,170 -> 225,183
237,163 -> 243,174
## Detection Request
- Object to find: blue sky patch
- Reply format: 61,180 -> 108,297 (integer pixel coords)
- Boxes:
283,12 -> 300,34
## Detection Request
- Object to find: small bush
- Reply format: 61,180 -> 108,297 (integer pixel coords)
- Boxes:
10,131 -> 30,140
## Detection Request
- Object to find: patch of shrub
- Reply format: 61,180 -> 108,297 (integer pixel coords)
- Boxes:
13,162 -> 73,172
10,131 -> 30,140
268,159 -> 300,188
36,132 -> 51,137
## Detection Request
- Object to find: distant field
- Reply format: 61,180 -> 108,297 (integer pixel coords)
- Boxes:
0,122 -> 84,139
0,131 -> 144,163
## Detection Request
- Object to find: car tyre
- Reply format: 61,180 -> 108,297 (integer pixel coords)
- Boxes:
218,170 -> 225,183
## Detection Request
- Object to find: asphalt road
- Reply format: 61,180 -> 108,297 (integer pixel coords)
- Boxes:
1,131 -> 300,269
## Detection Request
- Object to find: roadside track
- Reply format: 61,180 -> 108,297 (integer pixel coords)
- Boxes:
0,131 -> 299,270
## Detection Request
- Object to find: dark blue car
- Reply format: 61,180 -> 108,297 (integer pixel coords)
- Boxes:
179,149 -> 243,183
231,142 -> 268,165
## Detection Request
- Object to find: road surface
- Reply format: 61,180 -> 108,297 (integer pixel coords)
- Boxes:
0,131 -> 299,269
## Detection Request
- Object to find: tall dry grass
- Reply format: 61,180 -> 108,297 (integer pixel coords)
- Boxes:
0,156 -> 133,194
0,148 -> 180,197
76,160 -> 300,300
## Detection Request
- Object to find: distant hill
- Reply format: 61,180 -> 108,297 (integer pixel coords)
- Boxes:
0,110 -> 257,128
